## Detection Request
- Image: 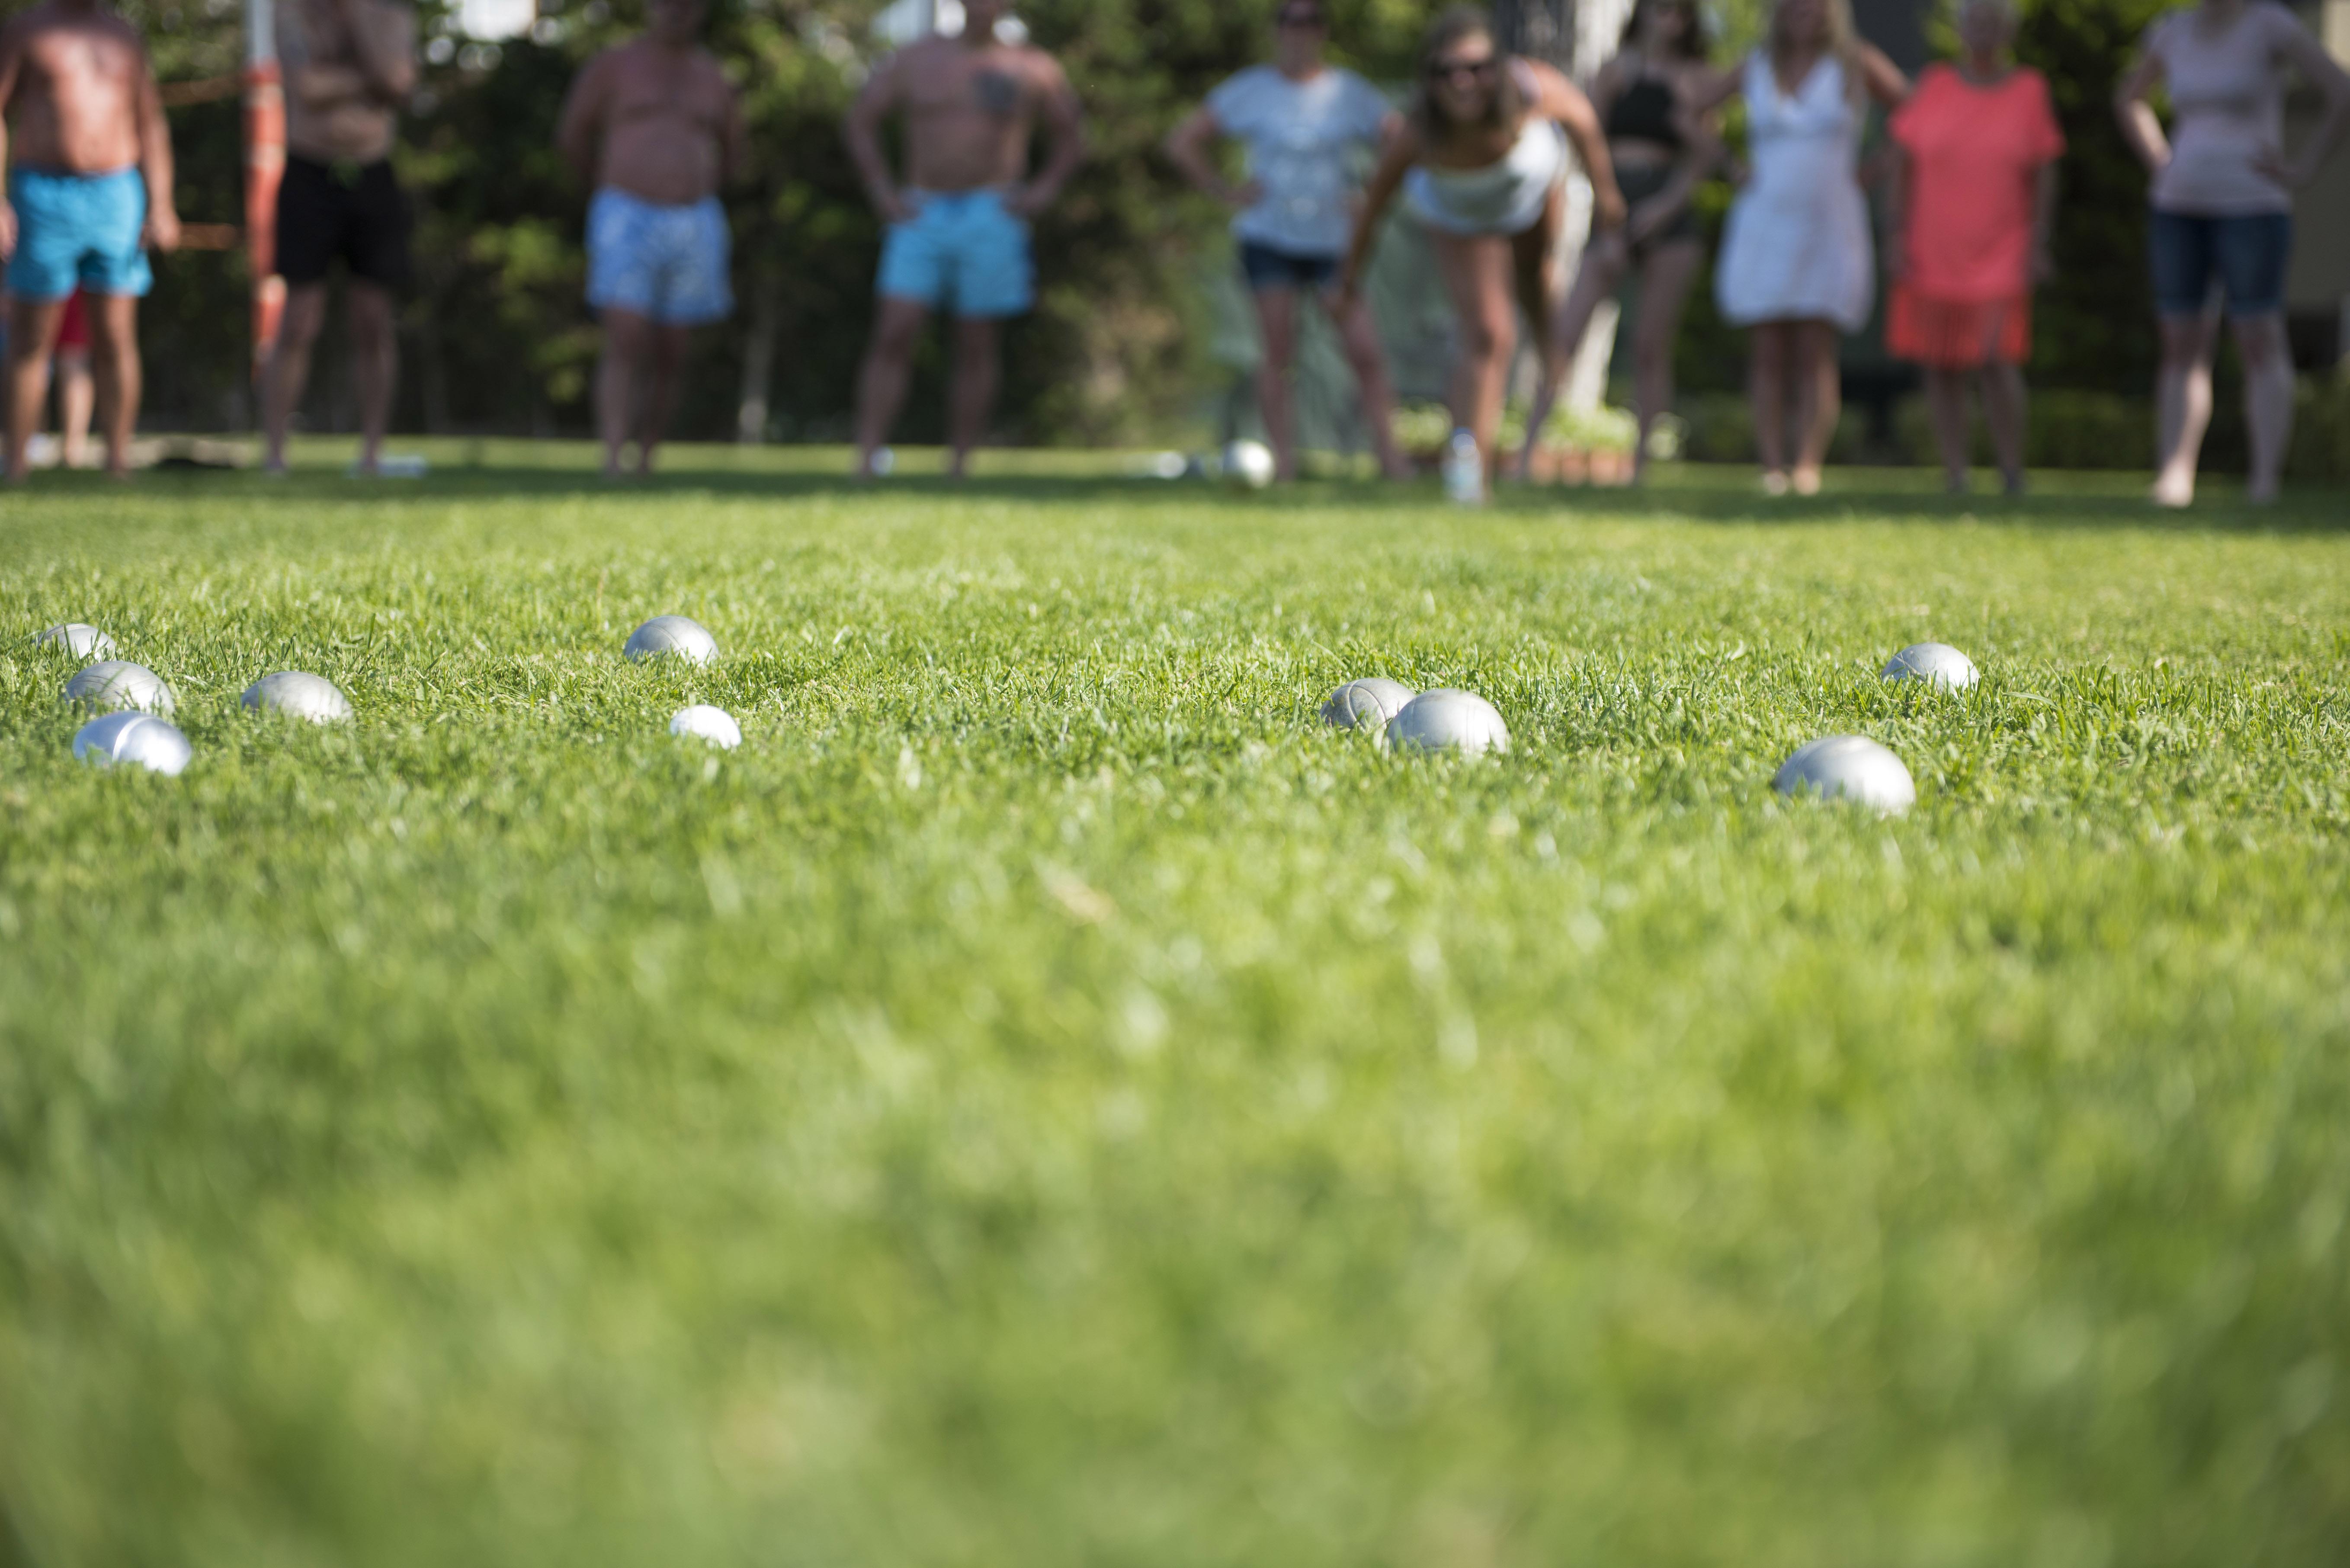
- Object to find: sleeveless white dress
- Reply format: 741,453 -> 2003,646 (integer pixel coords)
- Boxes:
1714,52 -> 1873,331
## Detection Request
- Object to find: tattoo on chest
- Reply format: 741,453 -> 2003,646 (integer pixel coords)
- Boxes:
974,69 -> 1020,116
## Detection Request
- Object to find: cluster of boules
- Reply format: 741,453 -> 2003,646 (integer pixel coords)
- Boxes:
37,620 -> 353,776
1772,640 -> 1983,814
1321,678 -> 1511,757
626,616 -> 743,750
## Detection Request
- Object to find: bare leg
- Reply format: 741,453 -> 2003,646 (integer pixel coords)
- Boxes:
1429,229 -> 1518,471
1791,318 -> 1839,495
1749,320 -> 1790,487
55,348 -> 94,468
1980,361 -> 2028,494
1627,238 -> 1702,481
2152,310 -> 2217,508
347,282 -> 398,475
1327,287 -> 1411,480
87,294 -> 141,480
854,295 -> 930,477
1506,187 -> 1568,478
1250,284 -> 1302,481
1520,229 -> 1628,480
947,316 -> 1001,480
635,323 -> 692,475
2231,311 -> 2292,504
1923,365 -> 1971,492
596,307 -> 652,479
262,283 -> 331,474
4,298 -> 65,482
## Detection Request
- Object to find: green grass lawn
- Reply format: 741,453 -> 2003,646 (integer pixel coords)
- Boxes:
4,446 -> 2349,1566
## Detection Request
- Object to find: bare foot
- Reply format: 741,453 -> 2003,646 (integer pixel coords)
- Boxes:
2002,470 -> 2026,497
1760,470 -> 1790,497
2247,480 -> 2280,505
1791,467 -> 1822,497
1944,470 -> 1968,495
2151,470 -> 2194,508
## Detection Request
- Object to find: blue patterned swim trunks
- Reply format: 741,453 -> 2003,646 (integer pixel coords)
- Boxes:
586,188 -> 732,325
876,189 -> 1032,319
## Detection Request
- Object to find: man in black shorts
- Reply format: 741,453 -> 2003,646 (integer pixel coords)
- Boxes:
260,0 -> 415,475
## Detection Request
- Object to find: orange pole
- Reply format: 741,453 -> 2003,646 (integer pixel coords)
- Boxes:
243,5 -> 284,380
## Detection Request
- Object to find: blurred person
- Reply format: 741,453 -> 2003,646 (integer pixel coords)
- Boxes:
559,0 -> 747,480
2117,0 -> 2350,506
1166,0 -> 1409,483
1885,0 -> 2062,495
261,0 -> 417,477
1518,0 -> 1721,483
1695,0 -> 1905,495
0,0 -> 179,483
49,282 -> 91,464
1337,6 -> 1626,488
847,0 -> 1084,480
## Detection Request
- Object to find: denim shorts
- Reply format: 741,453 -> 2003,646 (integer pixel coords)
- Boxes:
1238,240 -> 1339,293
2149,210 -> 2292,318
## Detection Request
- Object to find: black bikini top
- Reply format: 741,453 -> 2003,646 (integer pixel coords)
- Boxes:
1605,74 -> 1683,150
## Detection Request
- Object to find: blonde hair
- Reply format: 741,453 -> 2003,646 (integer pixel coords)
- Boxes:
1770,0 -> 1864,102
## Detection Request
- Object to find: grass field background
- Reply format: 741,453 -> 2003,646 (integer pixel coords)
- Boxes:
4,446 -> 2349,1565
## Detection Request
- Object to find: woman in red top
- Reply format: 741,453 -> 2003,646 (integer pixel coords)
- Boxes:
1885,0 -> 2063,494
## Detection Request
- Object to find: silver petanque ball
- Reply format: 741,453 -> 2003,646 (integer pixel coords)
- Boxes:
1321,676 -> 1417,730
1221,438 -> 1274,490
1882,641 -> 1979,692
36,622 -> 116,660
668,704 -> 742,749
242,671 -> 353,723
625,614 -> 718,667
72,711 -> 192,776
1385,688 -> 1511,757
64,659 -> 175,716
1773,735 -> 1916,814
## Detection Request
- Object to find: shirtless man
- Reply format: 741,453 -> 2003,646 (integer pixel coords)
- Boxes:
846,0 -> 1083,478
260,0 -> 417,477
0,0 -> 177,481
558,0 -> 746,478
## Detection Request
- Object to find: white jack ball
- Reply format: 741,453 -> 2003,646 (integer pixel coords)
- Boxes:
1773,735 -> 1915,814
73,711 -> 192,776
1882,641 -> 1979,692
625,615 -> 718,667
1385,688 -> 1510,757
668,704 -> 742,749
1221,438 -> 1274,490
1321,677 -> 1417,730
242,671 -> 354,723
64,659 -> 175,716
36,622 -> 115,660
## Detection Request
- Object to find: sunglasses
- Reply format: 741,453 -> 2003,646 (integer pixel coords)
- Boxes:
1427,55 -> 1499,82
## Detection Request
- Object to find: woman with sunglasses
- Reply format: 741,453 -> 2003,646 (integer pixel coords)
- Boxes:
1693,0 -> 1907,495
1167,0 -> 1411,482
1517,0 -> 1722,484
1337,5 -> 1626,498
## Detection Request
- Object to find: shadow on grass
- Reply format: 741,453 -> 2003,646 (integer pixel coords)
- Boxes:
9,451 -> 2346,535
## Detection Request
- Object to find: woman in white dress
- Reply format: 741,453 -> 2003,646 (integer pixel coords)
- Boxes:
1696,0 -> 1906,494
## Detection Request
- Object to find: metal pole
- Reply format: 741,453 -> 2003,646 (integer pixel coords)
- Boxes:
243,0 -> 285,381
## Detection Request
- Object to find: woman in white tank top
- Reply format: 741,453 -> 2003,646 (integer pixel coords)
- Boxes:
2117,0 -> 2350,505
1337,6 -> 1627,489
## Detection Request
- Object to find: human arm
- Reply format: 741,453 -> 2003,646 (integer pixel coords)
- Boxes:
2273,13 -> 2350,189
0,21 -> 20,258
843,52 -> 912,222
555,53 -> 609,185
1856,43 -> 1908,108
1334,123 -> 1419,305
135,46 -> 179,251
336,0 -> 417,106
1163,104 -> 1258,210
2113,37 -> 2169,174
1004,55 -> 1085,218
1686,58 -> 1746,115
1529,61 -> 1625,230
1627,94 -> 1723,246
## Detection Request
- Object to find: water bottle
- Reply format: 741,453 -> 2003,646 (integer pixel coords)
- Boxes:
1441,428 -> 1484,506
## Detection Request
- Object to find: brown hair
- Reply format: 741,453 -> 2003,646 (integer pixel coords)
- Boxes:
1411,6 -> 1525,140
1619,0 -> 1713,63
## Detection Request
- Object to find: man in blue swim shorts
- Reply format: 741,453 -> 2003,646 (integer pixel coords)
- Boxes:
558,0 -> 746,478
0,0 -> 180,481
845,0 -> 1084,479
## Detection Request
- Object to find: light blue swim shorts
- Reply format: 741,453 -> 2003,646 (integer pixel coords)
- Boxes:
877,189 -> 1032,318
5,166 -> 151,301
586,188 -> 733,325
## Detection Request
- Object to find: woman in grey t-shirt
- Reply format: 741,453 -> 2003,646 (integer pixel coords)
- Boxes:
1167,0 -> 1411,481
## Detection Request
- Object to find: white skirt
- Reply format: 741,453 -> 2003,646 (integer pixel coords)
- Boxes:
1715,160 -> 1874,332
